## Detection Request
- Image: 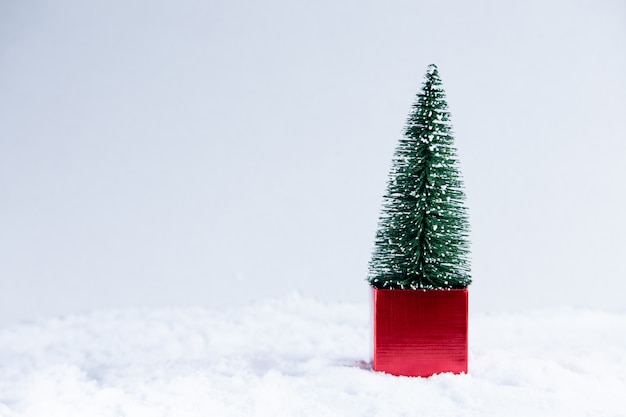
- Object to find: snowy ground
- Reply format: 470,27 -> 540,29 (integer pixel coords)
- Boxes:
0,294 -> 624,417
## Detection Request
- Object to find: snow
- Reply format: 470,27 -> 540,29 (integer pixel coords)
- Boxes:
1,294 -> 625,417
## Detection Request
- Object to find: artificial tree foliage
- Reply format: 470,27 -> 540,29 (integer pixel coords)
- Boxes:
368,64 -> 471,290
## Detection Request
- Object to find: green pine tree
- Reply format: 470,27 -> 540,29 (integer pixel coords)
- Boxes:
368,64 -> 471,290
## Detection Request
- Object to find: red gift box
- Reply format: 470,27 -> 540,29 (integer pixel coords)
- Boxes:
372,288 -> 468,377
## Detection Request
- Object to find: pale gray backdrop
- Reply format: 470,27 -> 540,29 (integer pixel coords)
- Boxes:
1,0 -> 625,325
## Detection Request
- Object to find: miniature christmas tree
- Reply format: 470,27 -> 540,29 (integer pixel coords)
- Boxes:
368,64 -> 471,290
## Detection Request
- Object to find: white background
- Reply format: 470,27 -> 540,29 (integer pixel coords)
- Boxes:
1,0 -> 625,326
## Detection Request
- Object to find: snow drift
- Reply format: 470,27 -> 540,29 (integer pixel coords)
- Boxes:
0,294 -> 624,417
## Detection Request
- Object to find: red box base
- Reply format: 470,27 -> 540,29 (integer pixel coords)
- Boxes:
373,288 -> 468,377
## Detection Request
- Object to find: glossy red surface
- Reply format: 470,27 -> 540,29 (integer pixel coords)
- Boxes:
372,288 -> 468,377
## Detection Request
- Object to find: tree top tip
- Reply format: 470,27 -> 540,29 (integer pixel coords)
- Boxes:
427,64 -> 438,74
